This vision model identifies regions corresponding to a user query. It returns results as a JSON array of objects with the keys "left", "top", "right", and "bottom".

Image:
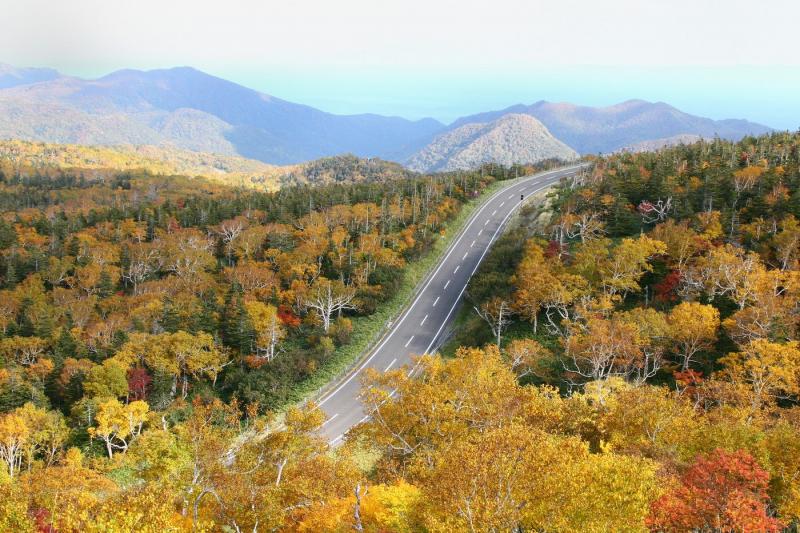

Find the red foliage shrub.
[
  {"left": 545, "top": 239, "right": 563, "bottom": 259},
  {"left": 654, "top": 270, "right": 681, "bottom": 303},
  {"left": 647, "top": 448, "right": 784, "bottom": 532},
  {"left": 30, "top": 507, "right": 55, "bottom": 533},
  {"left": 277, "top": 304, "right": 301, "bottom": 328},
  {"left": 127, "top": 367, "right": 152, "bottom": 401}
]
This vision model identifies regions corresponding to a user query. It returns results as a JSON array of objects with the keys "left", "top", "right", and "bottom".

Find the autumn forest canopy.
[{"left": 1, "top": 131, "right": 800, "bottom": 531}]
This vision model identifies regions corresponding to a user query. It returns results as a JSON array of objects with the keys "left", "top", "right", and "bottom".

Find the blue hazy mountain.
[
  {"left": 448, "top": 99, "right": 772, "bottom": 155},
  {"left": 0, "top": 66, "right": 443, "bottom": 164},
  {"left": 0, "top": 63, "right": 62, "bottom": 89},
  {"left": 0, "top": 64, "right": 774, "bottom": 167}
]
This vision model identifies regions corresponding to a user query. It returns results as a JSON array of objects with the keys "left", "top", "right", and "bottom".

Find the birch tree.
[{"left": 302, "top": 277, "right": 357, "bottom": 332}]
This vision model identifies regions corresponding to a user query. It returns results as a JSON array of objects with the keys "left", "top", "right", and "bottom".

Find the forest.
[
  {"left": 0, "top": 139, "right": 415, "bottom": 192},
  {"left": 449, "top": 131, "right": 800, "bottom": 531},
  {"left": 0, "top": 157, "right": 558, "bottom": 531},
  {"left": 2, "top": 130, "right": 800, "bottom": 531}
]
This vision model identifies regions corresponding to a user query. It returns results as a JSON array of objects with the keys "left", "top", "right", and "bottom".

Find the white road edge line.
[
  {"left": 316, "top": 164, "right": 585, "bottom": 408},
  {"left": 322, "top": 165, "right": 589, "bottom": 445}
]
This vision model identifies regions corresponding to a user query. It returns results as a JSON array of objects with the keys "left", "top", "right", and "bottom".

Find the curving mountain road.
[{"left": 318, "top": 163, "right": 589, "bottom": 444}]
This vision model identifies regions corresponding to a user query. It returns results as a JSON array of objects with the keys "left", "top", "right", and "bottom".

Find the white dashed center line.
[
  {"left": 492, "top": 210, "right": 497, "bottom": 216},
  {"left": 462, "top": 252, "right": 468, "bottom": 260},
  {"left": 318, "top": 166, "right": 588, "bottom": 445},
  {"left": 321, "top": 413, "right": 339, "bottom": 427}
]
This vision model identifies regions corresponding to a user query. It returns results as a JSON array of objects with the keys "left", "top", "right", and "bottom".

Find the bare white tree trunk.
[
  {"left": 302, "top": 278, "right": 357, "bottom": 333},
  {"left": 474, "top": 298, "right": 512, "bottom": 347}
]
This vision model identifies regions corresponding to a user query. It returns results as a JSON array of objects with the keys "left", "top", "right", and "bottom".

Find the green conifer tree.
[
  {"left": 160, "top": 298, "right": 181, "bottom": 333},
  {"left": 97, "top": 270, "right": 115, "bottom": 298}
]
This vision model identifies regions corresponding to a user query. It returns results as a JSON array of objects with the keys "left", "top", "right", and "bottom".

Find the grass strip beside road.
[{"left": 285, "top": 177, "right": 518, "bottom": 406}]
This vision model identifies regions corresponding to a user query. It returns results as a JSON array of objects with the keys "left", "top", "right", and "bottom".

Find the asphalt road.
[{"left": 317, "top": 163, "right": 589, "bottom": 445}]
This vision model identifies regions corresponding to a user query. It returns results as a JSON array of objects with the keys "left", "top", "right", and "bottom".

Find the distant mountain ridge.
[
  {"left": 0, "top": 63, "right": 62, "bottom": 89},
  {"left": 449, "top": 99, "right": 772, "bottom": 154},
  {"left": 0, "top": 63, "right": 775, "bottom": 169},
  {"left": 407, "top": 114, "right": 578, "bottom": 172},
  {"left": 0, "top": 66, "right": 443, "bottom": 165}
]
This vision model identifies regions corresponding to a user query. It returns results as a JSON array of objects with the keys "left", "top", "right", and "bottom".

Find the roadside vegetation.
[
  {"left": 7, "top": 127, "right": 800, "bottom": 530},
  {"left": 0, "top": 154, "right": 571, "bottom": 531},
  {"left": 447, "top": 131, "right": 800, "bottom": 530}
]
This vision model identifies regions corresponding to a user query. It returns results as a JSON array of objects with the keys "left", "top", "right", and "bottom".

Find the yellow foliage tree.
[
  {"left": 668, "top": 301, "right": 720, "bottom": 370},
  {"left": 88, "top": 398, "right": 150, "bottom": 458},
  {"left": 245, "top": 300, "right": 286, "bottom": 361},
  {"left": 719, "top": 339, "right": 800, "bottom": 413}
]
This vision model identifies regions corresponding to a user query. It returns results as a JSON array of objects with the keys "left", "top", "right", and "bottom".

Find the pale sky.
[{"left": 2, "top": 0, "right": 800, "bottom": 128}]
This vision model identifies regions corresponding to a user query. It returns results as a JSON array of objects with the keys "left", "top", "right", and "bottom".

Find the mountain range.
[
  {"left": 0, "top": 64, "right": 774, "bottom": 172},
  {"left": 0, "top": 63, "right": 61, "bottom": 89},
  {"left": 448, "top": 100, "right": 772, "bottom": 155},
  {"left": 0, "top": 65, "right": 441, "bottom": 165}
]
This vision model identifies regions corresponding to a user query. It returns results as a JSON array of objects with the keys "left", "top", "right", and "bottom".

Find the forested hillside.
[
  {"left": 0, "top": 139, "right": 282, "bottom": 189},
  {"left": 3, "top": 129, "right": 800, "bottom": 531},
  {"left": 0, "top": 140, "right": 413, "bottom": 191},
  {"left": 452, "top": 130, "right": 800, "bottom": 530},
  {"left": 0, "top": 160, "right": 546, "bottom": 531}
]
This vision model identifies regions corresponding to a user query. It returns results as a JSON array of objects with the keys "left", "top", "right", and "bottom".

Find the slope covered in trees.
[
  {"left": 451, "top": 130, "right": 800, "bottom": 530},
  {"left": 0, "top": 159, "right": 560, "bottom": 531},
  {"left": 0, "top": 139, "right": 414, "bottom": 192},
  {"left": 3, "top": 131, "right": 800, "bottom": 531},
  {"left": 0, "top": 158, "right": 521, "bottom": 413}
]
